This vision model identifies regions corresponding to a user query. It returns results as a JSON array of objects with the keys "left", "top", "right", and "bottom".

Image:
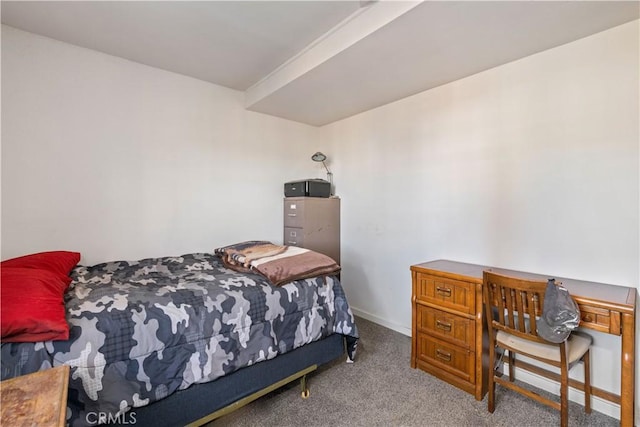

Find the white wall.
[
  {"left": 323, "top": 20, "right": 639, "bottom": 420},
  {"left": 1, "top": 25, "right": 322, "bottom": 265}
]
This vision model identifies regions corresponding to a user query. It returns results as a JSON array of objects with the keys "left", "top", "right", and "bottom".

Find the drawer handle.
[
  {"left": 436, "top": 349, "right": 452, "bottom": 362},
  {"left": 436, "top": 320, "right": 452, "bottom": 332},
  {"left": 287, "top": 213, "right": 297, "bottom": 217},
  {"left": 581, "top": 314, "right": 594, "bottom": 323},
  {"left": 436, "top": 287, "right": 452, "bottom": 297},
  {"left": 287, "top": 241, "right": 298, "bottom": 245}
]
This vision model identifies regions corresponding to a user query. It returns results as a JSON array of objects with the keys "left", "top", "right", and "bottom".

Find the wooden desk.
[
  {"left": 0, "top": 365, "right": 70, "bottom": 427},
  {"left": 411, "top": 260, "right": 636, "bottom": 427}
]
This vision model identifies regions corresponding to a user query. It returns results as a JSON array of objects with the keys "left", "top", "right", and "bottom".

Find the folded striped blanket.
[{"left": 214, "top": 241, "right": 341, "bottom": 286}]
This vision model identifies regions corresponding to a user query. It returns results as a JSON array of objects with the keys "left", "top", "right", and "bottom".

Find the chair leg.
[
  {"left": 508, "top": 350, "right": 515, "bottom": 382},
  {"left": 583, "top": 350, "right": 591, "bottom": 414},
  {"left": 488, "top": 344, "right": 496, "bottom": 413},
  {"left": 560, "top": 363, "right": 569, "bottom": 427}
]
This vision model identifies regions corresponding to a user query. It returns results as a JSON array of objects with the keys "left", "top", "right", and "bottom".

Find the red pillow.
[
  {"left": 1, "top": 268, "right": 70, "bottom": 342},
  {"left": 1, "top": 251, "right": 80, "bottom": 287}
]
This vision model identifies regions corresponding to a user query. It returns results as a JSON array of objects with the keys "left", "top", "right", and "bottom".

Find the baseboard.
[
  {"left": 504, "top": 363, "right": 620, "bottom": 421},
  {"left": 351, "top": 307, "right": 412, "bottom": 337}
]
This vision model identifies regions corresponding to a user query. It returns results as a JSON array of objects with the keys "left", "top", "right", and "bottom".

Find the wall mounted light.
[{"left": 311, "top": 152, "right": 333, "bottom": 196}]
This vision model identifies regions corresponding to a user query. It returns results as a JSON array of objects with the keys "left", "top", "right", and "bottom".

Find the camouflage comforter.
[{"left": 0, "top": 253, "right": 358, "bottom": 426}]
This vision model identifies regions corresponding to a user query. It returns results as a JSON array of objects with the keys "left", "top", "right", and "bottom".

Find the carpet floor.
[{"left": 211, "top": 317, "right": 617, "bottom": 426}]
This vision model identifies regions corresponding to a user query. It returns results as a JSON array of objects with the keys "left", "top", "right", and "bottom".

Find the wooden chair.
[{"left": 482, "top": 271, "right": 592, "bottom": 427}]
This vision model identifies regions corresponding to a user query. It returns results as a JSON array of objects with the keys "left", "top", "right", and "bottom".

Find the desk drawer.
[
  {"left": 416, "top": 273, "right": 475, "bottom": 315},
  {"left": 417, "top": 305, "right": 474, "bottom": 349},
  {"left": 578, "top": 304, "right": 620, "bottom": 335},
  {"left": 416, "top": 333, "right": 475, "bottom": 384}
]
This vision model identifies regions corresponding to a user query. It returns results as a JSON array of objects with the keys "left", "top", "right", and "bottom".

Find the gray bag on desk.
[{"left": 537, "top": 278, "right": 580, "bottom": 343}]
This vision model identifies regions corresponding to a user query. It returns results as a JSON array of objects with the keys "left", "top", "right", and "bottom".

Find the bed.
[{"left": 0, "top": 248, "right": 359, "bottom": 426}]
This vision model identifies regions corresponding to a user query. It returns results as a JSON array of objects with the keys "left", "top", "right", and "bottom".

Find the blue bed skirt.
[{"left": 116, "top": 333, "right": 346, "bottom": 426}]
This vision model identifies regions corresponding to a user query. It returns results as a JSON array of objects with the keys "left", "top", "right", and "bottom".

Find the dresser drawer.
[
  {"left": 416, "top": 273, "right": 475, "bottom": 315},
  {"left": 284, "top": 227, "right": 304, "bottom": 247},
  {"left": 416, "top": 305, "right": 474, "bottom": 349},
  {"left": 284, "top": 199, "right": 305, "bottom": 228},
  {"left": 416, "top": 334, "right": 475, "bottom": 384}
]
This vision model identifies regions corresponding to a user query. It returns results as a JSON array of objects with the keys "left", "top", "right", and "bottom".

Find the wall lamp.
[{"left": 311, "top": 152, "right": 333, "bottom": 195}]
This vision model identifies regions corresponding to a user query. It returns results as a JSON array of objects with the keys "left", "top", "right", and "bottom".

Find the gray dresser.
[{"left": 283, "top": 197, "right": 340, "bottom": 264}]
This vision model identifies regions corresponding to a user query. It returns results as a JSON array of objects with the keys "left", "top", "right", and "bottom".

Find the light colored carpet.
[{"left": 210, "top": 317, "right": 617, "bottom": 426}]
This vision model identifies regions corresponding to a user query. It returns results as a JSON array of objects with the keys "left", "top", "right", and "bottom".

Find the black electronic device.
[{"left": 284, "top": 179, "right": 331, "bottom": 198}]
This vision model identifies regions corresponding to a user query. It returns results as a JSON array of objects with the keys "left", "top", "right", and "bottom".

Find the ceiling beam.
[{"left": 244, "top": 1, "right": 422, "bottom": 110}]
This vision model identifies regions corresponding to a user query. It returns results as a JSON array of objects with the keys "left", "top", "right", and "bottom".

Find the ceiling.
[{"left": 2, "top": 1, "right": 638, "bottom": 126}]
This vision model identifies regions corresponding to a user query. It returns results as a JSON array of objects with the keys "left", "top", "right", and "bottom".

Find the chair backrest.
[{"left": 483, "top": 271, "right": 549, "bottom": 343}]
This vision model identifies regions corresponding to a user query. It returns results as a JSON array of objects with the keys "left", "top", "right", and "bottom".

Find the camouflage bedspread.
[{"left": 0, "top": 253, "right": 358, "bottom": 426}]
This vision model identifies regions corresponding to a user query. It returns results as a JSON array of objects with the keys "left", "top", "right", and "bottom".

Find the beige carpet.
[{"left": 210, "top": 317, "right": 617, "bottom": 426}]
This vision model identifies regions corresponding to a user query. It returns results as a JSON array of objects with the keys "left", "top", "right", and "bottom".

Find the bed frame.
[{"left": 114, "top": 333, "right": 346, "bottom": 426}]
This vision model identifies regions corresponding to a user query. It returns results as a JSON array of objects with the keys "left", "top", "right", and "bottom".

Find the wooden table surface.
[{"left": 1, "top": 365, "right": 70, "bottom": 427}]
